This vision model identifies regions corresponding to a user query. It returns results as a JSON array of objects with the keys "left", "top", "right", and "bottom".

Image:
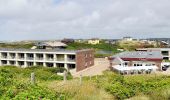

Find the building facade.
[{"left": 0, "top": 48, "right": 94, "bottom": 72}]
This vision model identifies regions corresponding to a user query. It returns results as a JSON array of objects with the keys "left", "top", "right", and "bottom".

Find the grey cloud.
[{"left": 0, "top": 0, "right": 170, "bottom": 40}]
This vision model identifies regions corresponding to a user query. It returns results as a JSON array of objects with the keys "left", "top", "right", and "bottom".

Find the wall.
[{"left": 76, "top": 49, "right": 94, "bottom": 72}]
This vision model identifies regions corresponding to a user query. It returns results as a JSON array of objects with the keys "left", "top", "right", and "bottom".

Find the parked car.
[{"left": 162, "top": 65, "right": 170, "bottom": 71}]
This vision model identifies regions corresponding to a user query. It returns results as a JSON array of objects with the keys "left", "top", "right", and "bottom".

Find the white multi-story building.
[{"left": 0, "top": 48, "right": 94, "bottom": 72}]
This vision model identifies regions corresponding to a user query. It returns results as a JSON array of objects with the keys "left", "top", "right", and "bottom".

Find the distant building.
[
  {"left": 0, "top": 48, "right": 94, "bottom": 72},
  {"left": 147, "top": 38, "right": 170, "bottom": 47},
  {"left": 104, "top": 39, "right": 119, "bottom": 45},
  {"left": 88, "top": 38, "right": 100, "bottom": 45},
  {"left": 35, "top": 41, "right": 67, "bottom": 49},
  {"left": 122, "top": 36, "right": 133, "bottom": 41},
  {"left": 109, "top": 51, "right": 163, "bottom": 75},
  {"left": 61, "top": 38, "right": 74, "bottom": 44},
  {"left": 74, "top": 39, "right": 85, "bottom": 43}
]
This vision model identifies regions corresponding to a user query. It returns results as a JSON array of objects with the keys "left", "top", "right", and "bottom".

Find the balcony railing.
[
  {"left": 9, "top": 56, "right": 16, "bottom": 59},
  {"left": 67, "top": 58, "right": 76, "bottom": 62},
  {"left": 36, "top": 58, "right": 44, "bottom": 60},
  {"left": 18, "top": 57, "right": 25, "bottom": 60},
  {"left": 57, "top": 58, "right": 65, "bottom": 61},
  {"left": 26, "top": 57, "right": 34, "bottom": 60},
  {"left": 46, "top": 58, "right": 54, "bottom": 61}
]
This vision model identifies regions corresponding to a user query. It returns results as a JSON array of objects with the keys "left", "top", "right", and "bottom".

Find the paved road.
[{"left": 72, "top": 58, "right": 110, "bottom": 77}]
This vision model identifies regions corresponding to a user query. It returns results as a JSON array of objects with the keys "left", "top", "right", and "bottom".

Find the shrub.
[
  {"left": 14, "top": 85, "right": 58, "bottom": 100},
  {"left": 99, "top": 71, "right": 170, "bottom": 100}
]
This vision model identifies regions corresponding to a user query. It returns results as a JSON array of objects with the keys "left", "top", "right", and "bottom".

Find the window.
[
  {"left": 124, "top": 62, "right": 128, "bottom": 66},
  {"left": 137, "top": 64, "right": 142, "bottom": 66}
]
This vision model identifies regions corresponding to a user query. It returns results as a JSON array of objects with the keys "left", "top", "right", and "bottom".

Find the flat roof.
[
  {"left": 0, "top": 48, "right": 92, "bottom": 53},
  {"left": 111, "top": 51, "right": 163, "bottom": 59}
]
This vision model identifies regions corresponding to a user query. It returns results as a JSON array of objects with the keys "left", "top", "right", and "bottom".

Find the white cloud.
[{"left": 0, "top": 0, "right": 170, "bottom": 40}]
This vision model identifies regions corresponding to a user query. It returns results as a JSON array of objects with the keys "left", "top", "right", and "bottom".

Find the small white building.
[{"left": 88, "top": 38, "right": 100, "bottom": 45}]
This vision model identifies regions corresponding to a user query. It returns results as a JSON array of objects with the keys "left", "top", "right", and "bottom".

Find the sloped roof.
[
  {"left": 37, "top": 41, "right": 67, "bottom": 47},
  {"left": 111, "top": 51, "right": 163, "bottom": 59}
]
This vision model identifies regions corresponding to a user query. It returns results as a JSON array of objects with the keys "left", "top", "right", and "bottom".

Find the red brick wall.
[{"left": 76, "top": 49, "right": 94, "bottom": 72}]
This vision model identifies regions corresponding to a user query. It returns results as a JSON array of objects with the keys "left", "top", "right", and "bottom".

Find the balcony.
[
  {"left": 36, "top": 54, "right": 44, "bottom": 61},
  {"left": 67, "top": 55, "right": 76, "bottom": 62},
  {"left": 9, "top": 56, "right": 16, "bottom": 59},
  {"left": 1, "top": 56, "right": 7, "bottom": 59},
  {"left": 18, "top": 53, "right": 25, "bottom": 60},
  {"left": 46, "top": 54, "right": 54, "bottom": 61},
  {"left": 56, "top": 54, "right": 64, "bottom": 61}
]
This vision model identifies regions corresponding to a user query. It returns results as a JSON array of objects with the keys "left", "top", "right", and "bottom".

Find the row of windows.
[{"left": 134, "top": 63, "right": 155, "bottom": 66}]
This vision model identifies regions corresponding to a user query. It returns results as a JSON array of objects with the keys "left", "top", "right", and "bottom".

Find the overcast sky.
[{"left": 0, "top": 0, "right": 170, "bottom": 40}]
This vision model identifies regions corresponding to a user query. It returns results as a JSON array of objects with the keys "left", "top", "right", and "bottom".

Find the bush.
[
  {"left": 0, "top": 67, "right": 65, "bottom": 99},
  {"left": 98, "top": 71, "right": 170, "bottom": 100},
  {"left": 14, "top": 85, "right": 58, "bottom": 100}
]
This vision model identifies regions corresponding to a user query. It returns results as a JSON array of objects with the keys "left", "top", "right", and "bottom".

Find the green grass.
[
  {"left": 66, "top": 42, "right": 120, "bottom": 57},
  {"left": 66, "top": 42, "right": 119, "bottom": 52},
  {"left": 0, "top": 43, "right": 34, "bottom": 49}
]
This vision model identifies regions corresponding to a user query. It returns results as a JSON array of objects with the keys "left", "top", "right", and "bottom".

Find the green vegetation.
[
  {"left": 163, "top": 60, "right": 170, "bottom": 62},
  {"left": 1, "top": 66, "right": 170, "bottom": 100},
  {"left": 66, "top": 42, "right": 120, "bottom": 57},
  {"left": 118, "top": 40, "right": 154, "bottom": 51},
  {"left": 0, "top": 66, "right": 71, "bottom": 99},
  {"left": 0, "top": 43, "right": 34, "bottom": 49},
  {"left": 67, "top": 42, "right": 118, "bottom": 51},
  {"left": 96, "top": 71, "right": 170, "bottom": 100}
]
